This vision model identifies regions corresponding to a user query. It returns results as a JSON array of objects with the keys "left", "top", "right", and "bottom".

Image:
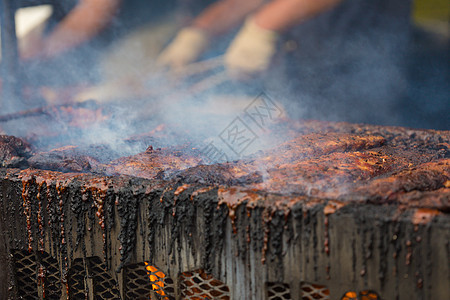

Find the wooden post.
[{"left": 0, "top": 0, "right": 20, "bottom": 113}]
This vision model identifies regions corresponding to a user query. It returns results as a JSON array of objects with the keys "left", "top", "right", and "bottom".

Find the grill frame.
[{"left": 0, "top": 168, "right": 448, "bottom": 299}]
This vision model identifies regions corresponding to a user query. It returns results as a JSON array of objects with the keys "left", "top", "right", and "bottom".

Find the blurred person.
[
  {"left": 19, "top": 0, "right": 179, "bottom": 89},
  {"left": 73, "top": 0, "right": 213, "bottom": 103},
  {"left": 15, "top": 0, "right": 122, "bottom": 89},
  {"left": 19, "top": 0, "right": 121, "bottom": 61},
  {"left": 157, "top": 0, "right": 413, "bottom": 126},
  {"left": 157, "top": 0, "right": 345, "bottom": 76}
]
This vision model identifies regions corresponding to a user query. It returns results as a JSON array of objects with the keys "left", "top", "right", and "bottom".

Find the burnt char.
[
  {"left": 0, "top": 120, "right": 449, "bottom": 298},
  {"left": 346, "top": 160, "right": 450, "bottom": 204},
  {"left": 28, "top": 146, "right": 101, "bottom": 173},
  {"left": 101, "top": 145, "right": 203, "bottom": 180},
  {"left": 170, "top": 129, "right": 449, "bottom": 210},
  {"left": 164, "top": 133, "right": 386, "bottom": 187},
  {"left": 173, "top": 163, "right": 263, "bottom": 186},
  {"left": 1, "top": 121, "right": 449, "bottom": 211},
  {"left": 27, "top": 144, "right": 121, "bottom": 173},
  {"left": 0, "top": 135, "right": 32, "bottom": 168}
]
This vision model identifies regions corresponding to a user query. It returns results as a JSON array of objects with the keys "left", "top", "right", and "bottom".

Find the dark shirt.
[
  {"left": 267, "top": 0, "right": 413, "bottom": 125},
  {"left": 285, "top": 0, "right": 412, "bottom": 70}
]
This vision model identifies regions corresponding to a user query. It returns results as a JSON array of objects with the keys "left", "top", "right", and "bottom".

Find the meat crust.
[{"left": 0, "top": 135, "right": 32, "bottom": 168}]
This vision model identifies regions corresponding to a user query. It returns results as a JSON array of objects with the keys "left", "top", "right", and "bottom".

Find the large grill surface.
[{"left": 0, "top": 120, "right": 448, "bottom": 299}]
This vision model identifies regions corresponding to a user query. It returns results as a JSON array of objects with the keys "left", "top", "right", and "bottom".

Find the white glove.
[
  {"left": 156, "top": 27, "right": 209, "bottom": 70},
  {"left": 225, "top": 18, "right": 279, "bottom": 79}
]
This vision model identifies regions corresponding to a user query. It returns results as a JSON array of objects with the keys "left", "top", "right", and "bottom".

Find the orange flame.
[{"left": 144, "top": 262, "right": 168, "bottom": 299}]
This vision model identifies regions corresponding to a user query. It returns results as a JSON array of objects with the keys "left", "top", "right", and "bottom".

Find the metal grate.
[
  {"left": 39, "top": 251, "right": 61, "bottom": 299},
  {"left": 341, "top": 290, "right": 380, "bottom": 300},
  {"left": 124, "top": 262, "right": 152, "bottom": 300},
  {"left": 87, "top": 256, "right": 121, "bottom": 299},
  {"left": 266, "top": 282, "right": 292, "bottom": 300},
  {"left": 11, "top": 249, "right": 39, "bottom": 299},
  {"left": 68, "top": 258, "right": 87, "bottom": 299},
  {"left": 144, "top": 262, "right": 175, "bottom": 300},
  {"left": 11, "top": 249, "right": 61, "bottom": 299},
  {"left": 179, "top": 269, "right": 230, "bottom": 300},
  {"left": 67, "top": 256, "right": 120, "bottom": 299},
  {"left": 300, "top": 282, "right": 330, "bottom": 300},
  {"left": 123, "top": 262, "right": 175, "bottom": 300}
]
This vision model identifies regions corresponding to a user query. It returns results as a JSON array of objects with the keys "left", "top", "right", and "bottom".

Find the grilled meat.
[
  {"left": 0, "top": 135, "right": 32, "bottom": 168},
  {"left": 1, "top": 120, "right": 448, "bottom": 211},
  {"left": 28, "top": 145, "right": 102, "bottom": 173},
  {"left": 101, "top": 145, "right": 203, "bottom": 179},
  {"left": 170, "top": 129, "right": 448, "bottom": 210},
  {"left": 346, "top": 159, "right": 450, "bottom": 205}
]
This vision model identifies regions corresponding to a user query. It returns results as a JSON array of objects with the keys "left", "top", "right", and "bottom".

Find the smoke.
[
  {"left": 1, "top": 0, "right": 448, "bottom": 164},
  {"left": 153, "top": 90, "right": 289, "bottom": 162}
]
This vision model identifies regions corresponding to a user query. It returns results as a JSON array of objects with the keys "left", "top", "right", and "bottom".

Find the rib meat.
[
  {"left": 0, "top": 135, "right": 32, "bottom": 168},
  {"left": 101, "top": 145, "right": 203, "bottom": 179},
  {"left": 171, "top": 127, "right": 449, "bottom": 210},
  {"left": 28, "top": 145, "right": 102, "bottom": 173},
  {"left": 1, "top": 120, "right": 448, "bottom": 211}
]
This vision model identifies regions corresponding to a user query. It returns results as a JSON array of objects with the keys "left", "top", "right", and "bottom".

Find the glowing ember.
[{"left": 144, "top": 262, "right": 168, "bottom": 299}]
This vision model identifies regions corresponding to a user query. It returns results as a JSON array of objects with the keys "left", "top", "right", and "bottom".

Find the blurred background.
[
  {"left": 403, "top": 0, "right": 449, "bottom": 129},
  {"left": 0, "top": 0, "right": 448, "bottom": 135}
]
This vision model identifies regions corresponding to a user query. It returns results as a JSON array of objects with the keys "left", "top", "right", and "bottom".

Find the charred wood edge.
[
  {"left": 116, "top": 179, "right": 145, "bottom": 273},
  {"left": 0, "top": 172, "right": 20, "bottom": 299},
  {"left": 0, "top": 189, "right": 10, "bottom": 298},
  {"left": 0, "top": 99, "right": 99, "bottom": 123},
  {"left": 1, "top": 169, "right": 449, "bottom": 294}
]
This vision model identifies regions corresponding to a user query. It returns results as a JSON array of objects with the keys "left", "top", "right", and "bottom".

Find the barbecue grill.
[
  {"left": 0, "top": 119, "right": 448, "bottom": 299},
  {"left": 0, "top": 3, "right": 448, "bottom": 299}
]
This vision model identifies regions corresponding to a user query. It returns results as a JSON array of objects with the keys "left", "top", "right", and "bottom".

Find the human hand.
[
  {"left": 225, "top": 17, "right": 279, "bottom": 80},
  {"left": 156, "top": 27, "right": 209, "bottom": 70}
]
